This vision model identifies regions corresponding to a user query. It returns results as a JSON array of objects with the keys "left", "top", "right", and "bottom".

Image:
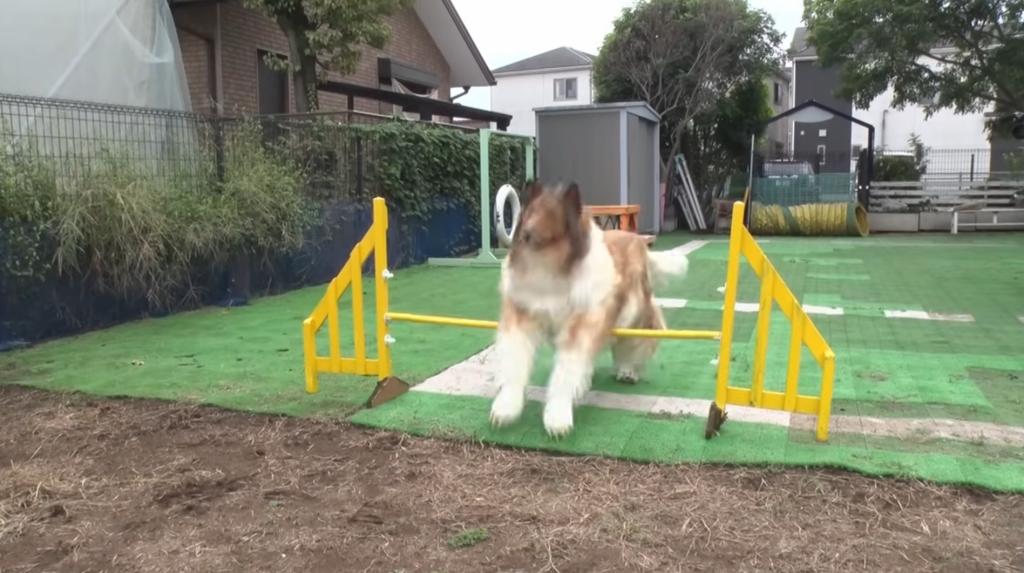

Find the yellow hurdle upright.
[
  {"left": 301, "top": 197, "right": 836, "bottom": 442},
  {"left": 302, "top": 197, "right": 392, "bottom": 393},
  {"left": 712, "top": 202, "right": 836, "bottom": 442}
]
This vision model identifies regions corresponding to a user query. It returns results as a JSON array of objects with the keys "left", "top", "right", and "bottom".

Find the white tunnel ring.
[{"left": 494, "top": 183, "right": 521, "bottom": 248}]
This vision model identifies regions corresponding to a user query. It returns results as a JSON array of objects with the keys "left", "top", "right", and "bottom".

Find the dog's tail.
[{"left": 646, "top": 248, "right": 689, "bottom": 286}]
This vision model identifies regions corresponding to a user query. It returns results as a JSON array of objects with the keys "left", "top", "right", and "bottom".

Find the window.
[
  {"left": 816, "top": 144, "right": 827, "bottom": 166},
  {"left": 257, "top": 50, "right": 288, "bottom": 114},
  {"left": 773, "top": 82, "right": 782, "bottom": 105},
  {"left": 554, "top": 77, "right": 577, "bottom": 101},
  {"left": 818, "top": 128, "right": 828, "bottom": 137}
]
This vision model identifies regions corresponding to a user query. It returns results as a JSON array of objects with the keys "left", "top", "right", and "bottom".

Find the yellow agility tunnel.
[{"left": 302, "top": 197, "right": 837, "bottom": 442}]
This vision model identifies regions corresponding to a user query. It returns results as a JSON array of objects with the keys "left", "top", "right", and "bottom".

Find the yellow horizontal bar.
[
  {"left": 610, "top": 327, "right": 721, "bottom": 340},
  {"left": 387, "top": 312, "right": 498, "bottom": 329},
  {"left": 386, "top": 312, "right": 721, "bottom": 340},
  {"left": 726, "top": 386, "right": 820, "bottom": 415},
  {"left": 314, "top": 357, "right": 380, "bottom": 375}
]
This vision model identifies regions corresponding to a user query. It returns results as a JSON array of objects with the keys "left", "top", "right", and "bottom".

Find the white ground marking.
[
  {"left": 883, "top": 309, "right": 975, "bottom": 322},
  {"left": 669, "top": 240, "right": 711, "bottom": 255},
  {"left": 802, "top": 305, "right": 845, "bottom": 316},
  {"left": 411, "top": 346, "right": 1024, "bottom": 448},
  {"left": 725, "top": 301, "right": 979, "bottom": 320},
  {"left": 652, "top": 239, "right": 706, "bottom": 310}
]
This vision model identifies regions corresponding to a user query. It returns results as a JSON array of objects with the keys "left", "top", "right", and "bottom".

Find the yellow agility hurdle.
[{"left": 302, "top": 197, "right": 837, "bottom": 442}]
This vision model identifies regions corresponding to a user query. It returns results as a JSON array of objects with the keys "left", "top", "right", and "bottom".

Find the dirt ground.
[{"left": 1, "top": 385, "right": 1022, "bottom": 573}]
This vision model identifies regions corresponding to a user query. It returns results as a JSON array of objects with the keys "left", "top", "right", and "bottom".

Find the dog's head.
[{"left": 509, "top": 180, "right": 590, "bottom": 272}]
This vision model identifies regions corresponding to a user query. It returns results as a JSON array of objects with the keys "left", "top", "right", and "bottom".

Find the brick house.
[{"left": 169, "top": 0, "right": 507, "bottom": 127}]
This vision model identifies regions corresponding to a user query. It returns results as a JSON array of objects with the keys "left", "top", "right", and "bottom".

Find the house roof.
[
  {"left": 414, "top": 0, "right": 495, "bottom": 87},
  {"left": 789, "top": 27, "right": 817, "bottom": 59},
  {"left": 788, "top": 25, "right": 963, "bottom": 61},
  {"left": 492, "top": 47, "right": 596, "bottom": 76},
  {"left": 534, "top": 101, "right": 660, "bottom": 123}
]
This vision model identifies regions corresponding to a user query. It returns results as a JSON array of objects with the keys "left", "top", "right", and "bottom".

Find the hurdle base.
[
  {"left": 366, "top": 376, "right": 411, "bottom": 408},
  {"left": 704, "top": 402, "right": 728, "bottom": 439}
]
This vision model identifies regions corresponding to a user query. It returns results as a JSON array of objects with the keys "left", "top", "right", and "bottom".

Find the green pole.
[
  {"left": 427, "top": 130, "right": 535, "bottom": 267},
  {"left": 525, "top": 137, "right": 535, "bottom": 181},
  {"left": 479, "top": 129, "right": 492, "bottom": 256}
]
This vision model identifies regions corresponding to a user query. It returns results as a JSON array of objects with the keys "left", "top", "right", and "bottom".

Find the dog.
[{"left": 489, "top": 181, "right": 689, "bottom": 436}]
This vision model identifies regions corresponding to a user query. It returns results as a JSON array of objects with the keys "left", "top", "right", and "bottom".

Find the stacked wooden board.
[{"left": 672, "top": 154, "right": 708, "bottom": 231}]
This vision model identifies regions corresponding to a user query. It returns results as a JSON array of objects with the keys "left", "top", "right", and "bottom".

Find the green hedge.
[
  {"left": 873, "top": 155, "right": 923, "bottom": 182},
  {"left": 1, "top": 117, "right": 530, "bottom": 316}
]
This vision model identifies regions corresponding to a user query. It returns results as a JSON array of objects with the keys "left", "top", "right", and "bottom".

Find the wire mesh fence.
[
  {"left": 877, "top": 147, "right": 986, "bottom": 180},
  {"left": 0, "top": 93, "right": 217, "bottom": 186},
  {"left": 0, "top": 93, "right": 528, "bottom": 201}
]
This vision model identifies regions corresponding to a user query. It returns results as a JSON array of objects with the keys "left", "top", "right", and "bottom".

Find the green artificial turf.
[
  {"left": 351, "top": 392, "right": 1024, "bottom": 492},
  {"left": 3, "top": 231, "right": 1024, "bottom": 491}
]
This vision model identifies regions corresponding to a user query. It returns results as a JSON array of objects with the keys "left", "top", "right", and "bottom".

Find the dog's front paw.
[
  {"left": 615, "top": 368, "right": 639, "bottom": 384},
  {"left": 543, "top": 399, "right": 574, "bottom": 437},
  {"left": 490, "top": 386, "right": 525, "bottom": 427}
]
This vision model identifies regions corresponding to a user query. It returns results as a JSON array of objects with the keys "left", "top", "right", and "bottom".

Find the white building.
[{"left": 490, "top": 47, "right": 595, "bottom": 137}]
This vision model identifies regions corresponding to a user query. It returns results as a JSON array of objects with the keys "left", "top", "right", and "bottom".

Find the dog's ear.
[
  {"left": 562, "top": 182, "right": 583, "bottom": 216},
  {"left": 522, "top": 180, "right": 543, "bottom": 205},
  {"left": 561, "top": 182, "right": 589, "bottom": 264}
]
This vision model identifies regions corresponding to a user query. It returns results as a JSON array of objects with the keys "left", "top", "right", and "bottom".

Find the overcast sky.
[{"left": 448, "top": 0, "right": 806, "bottom": 110}]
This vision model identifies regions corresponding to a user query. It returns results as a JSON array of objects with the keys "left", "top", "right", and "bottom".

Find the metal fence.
[
  {"left": 0, "top": 93, "right": 491, "bottom": 198},
  {"left": 0, "top": 93, "right": 217, "bottom": 186},
  {"left": 877, "top": 147, "right": 1024, "bottom": 180},
  {"left": 878, "top": 147, "right": 987, "bottom": 180}
]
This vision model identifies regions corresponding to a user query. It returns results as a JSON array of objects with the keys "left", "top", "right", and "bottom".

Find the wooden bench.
[
  {"left": 951, "top": 207, "right": 1024, "bottom": 234},
  {"left": 870, "top": 179, "right": 1023, "bottom": 212},
  {"left": 586, "top": 204, "right": 640, "bottom": 232}
]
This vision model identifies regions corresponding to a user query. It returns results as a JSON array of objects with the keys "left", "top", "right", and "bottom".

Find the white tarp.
[{"left": 0, "top": 0, "right": 191, "bottom": 111}]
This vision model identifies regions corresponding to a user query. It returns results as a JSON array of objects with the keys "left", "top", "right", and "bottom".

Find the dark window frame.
[{"left": 257, "top": 49, "right": 289, "bottom": 115}]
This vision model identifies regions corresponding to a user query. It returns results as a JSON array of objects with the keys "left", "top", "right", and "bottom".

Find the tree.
[
  {"left": 683, "top": 79, "right": 774, "bottom": 199},
  {"left": 593, "top": 0, "right": 782, "bottom": 184},
  {"left": 803, "top": 0, "right": 1024, "bottom": 129},
  {"left": 242, "top": 0, "right": 411, "bottom": 113}
]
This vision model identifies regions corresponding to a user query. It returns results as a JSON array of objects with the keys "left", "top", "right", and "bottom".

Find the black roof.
[
  {"left": 789, "top": 27, "right": 817, "bottom": 59},
  {"left": 492, "top": 47, "right": 596, "bottom": 75}
]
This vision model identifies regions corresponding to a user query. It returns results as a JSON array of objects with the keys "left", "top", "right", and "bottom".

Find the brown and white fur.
[{"left": 490, "top": 181, "right": 688, "bottom": 437}]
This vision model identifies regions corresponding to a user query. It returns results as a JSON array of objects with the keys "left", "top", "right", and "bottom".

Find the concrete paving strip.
[{"left": 413, "top": 346, "right": 1024, "bottom": 448}]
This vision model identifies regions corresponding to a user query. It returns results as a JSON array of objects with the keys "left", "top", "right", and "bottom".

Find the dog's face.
[{"left": 509, "top": 181, "right": 590, "bottom": 272}]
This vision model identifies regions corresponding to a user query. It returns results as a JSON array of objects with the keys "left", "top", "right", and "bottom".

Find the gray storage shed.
[{"left": 535, "top": 102, "right": 661, "bottom": 232}]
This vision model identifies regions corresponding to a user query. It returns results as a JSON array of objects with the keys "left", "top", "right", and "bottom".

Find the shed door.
[{"left": 627, "top": 114, "right": 658, "bottom": 233}]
